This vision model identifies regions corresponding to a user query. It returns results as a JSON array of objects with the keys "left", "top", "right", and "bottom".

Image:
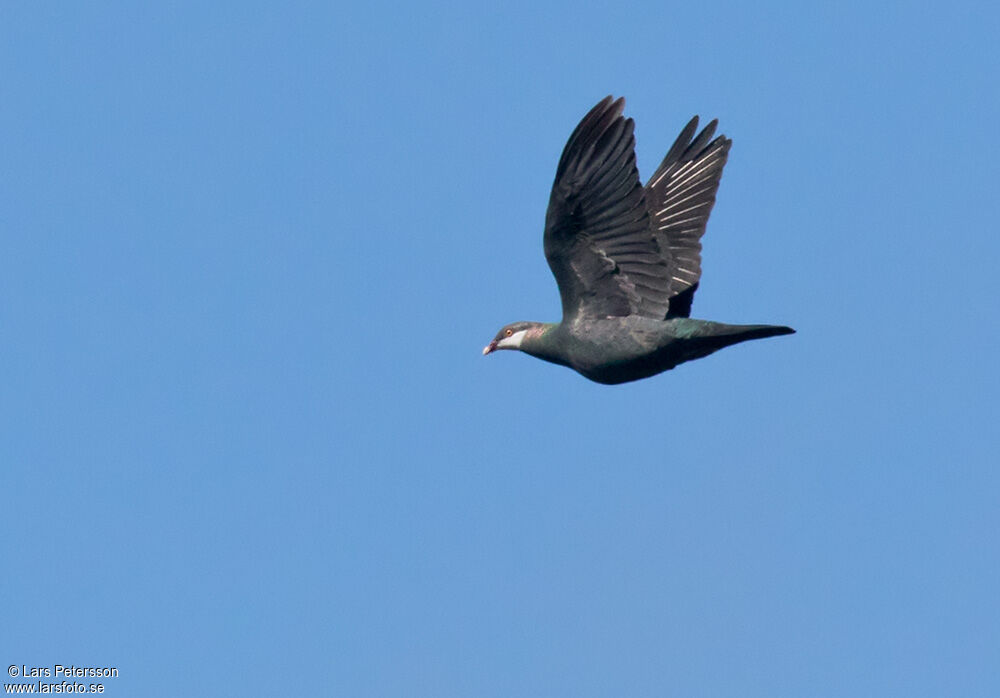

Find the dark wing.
[
  {"left": 543, "top": 97, "right": 672, "bottom": 321},
  {"left": 645, "top": 116, "right": 732, "bottom": 318}
]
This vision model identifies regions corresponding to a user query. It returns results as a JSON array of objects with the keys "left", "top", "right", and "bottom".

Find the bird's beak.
[{"left": 482, "top": 341, "right": 497, "bottom": 356}]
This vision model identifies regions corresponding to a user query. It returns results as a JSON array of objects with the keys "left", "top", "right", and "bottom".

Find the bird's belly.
[
  {"left": 574, "top": 354, "right": 678, "bottom": 384},
  {"left": 568, "top": 336, "right": 680, "bottom": 385}
]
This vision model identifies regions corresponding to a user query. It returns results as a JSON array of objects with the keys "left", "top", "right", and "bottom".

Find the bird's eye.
[{"left": 505, "top": 329, "right": 513, "bottom": 337}]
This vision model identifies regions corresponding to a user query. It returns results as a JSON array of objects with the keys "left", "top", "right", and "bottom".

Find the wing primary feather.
[
  {"left": 643, "top": 115, "right": 733, "bottom": 319},
  {"left": 545, "top": 98, "right": 731, "bottom": 322},
  {"left": 648, "top": 116, "right": 700, "bottom": 188}
]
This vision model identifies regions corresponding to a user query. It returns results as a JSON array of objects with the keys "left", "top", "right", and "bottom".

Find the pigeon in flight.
[{"left": 483, "top": 96, "right": 793, "bottom": 384}]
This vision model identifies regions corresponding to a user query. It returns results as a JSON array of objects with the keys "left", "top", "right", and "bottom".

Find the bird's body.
[
  {"left": 515, "top": 317, "right": 793, "bottom": 385},
  {"left": 484, "top": 96, "right": 793, "bottom": 384}
]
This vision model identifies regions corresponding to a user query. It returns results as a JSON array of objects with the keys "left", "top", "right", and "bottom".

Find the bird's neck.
[{"left": 519, "top": 323, "right": 568, "bottom": 366}]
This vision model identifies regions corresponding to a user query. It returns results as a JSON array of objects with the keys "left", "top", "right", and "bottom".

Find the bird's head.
[{"left": 482, "top": 321, "right": 538, "bottom": 355}]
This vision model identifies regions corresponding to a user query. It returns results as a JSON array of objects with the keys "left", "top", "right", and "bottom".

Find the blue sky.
[{"left": 2, "top": 1, "right": 998, "bottom": 696}]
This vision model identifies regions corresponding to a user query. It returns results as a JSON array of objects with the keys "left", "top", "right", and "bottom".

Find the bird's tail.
[{"left": 671, "top": 319, "right": 795, "bottom": 363}]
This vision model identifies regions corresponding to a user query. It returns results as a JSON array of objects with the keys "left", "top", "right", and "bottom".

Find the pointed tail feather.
[
  {"left": 711, "top": 323, "right": 795, "bottom": 343},
  {"left": 672, "top": 320, "right": 794, "bottom": 364}
]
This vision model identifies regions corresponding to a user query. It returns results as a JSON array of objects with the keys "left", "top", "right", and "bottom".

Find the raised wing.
[
  {"left": 543, "top": 97, "right": 672, "bottom": 321},
  {"left": 645, "top": 116, "right": 732, "bottom": 317}
]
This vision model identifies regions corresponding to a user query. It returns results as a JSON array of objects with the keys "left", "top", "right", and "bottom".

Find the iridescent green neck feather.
[{"left": 519, "top": 323, "right": 568, "bottom": 367}]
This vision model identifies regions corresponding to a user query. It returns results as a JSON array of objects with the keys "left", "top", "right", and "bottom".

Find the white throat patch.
[{"left": 497, "top": 329, "right": 528, "bottom": 350}]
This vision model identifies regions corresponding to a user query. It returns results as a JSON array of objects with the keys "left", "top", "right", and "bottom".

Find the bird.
[{"left": 482, "top": 96, "right": 794, "bottom": 385}]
